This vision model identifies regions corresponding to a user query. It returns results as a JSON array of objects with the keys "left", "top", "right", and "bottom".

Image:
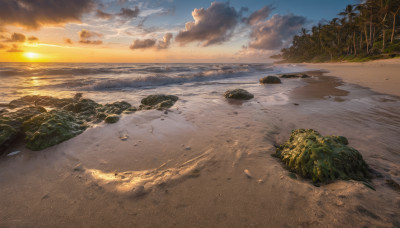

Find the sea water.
[{"left": 0, "top": 62, "right": 308, "bottom": 104}]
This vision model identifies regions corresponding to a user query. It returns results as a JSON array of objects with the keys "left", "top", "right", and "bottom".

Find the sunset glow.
[
  {"left": 24, "top": 52, "right": 39, "bottom": 59},
  {"left": 0, "top": 0, "right": 359, "bottom": 63}
]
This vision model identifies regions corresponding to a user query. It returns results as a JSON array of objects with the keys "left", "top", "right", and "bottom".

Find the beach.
[{"left": 0, "top": 60, "right": 400, "bottom": 227}]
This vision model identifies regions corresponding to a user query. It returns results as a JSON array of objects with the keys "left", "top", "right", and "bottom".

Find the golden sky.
[{"left": 0, "top": 0, "right": 355, "bottom": 63}]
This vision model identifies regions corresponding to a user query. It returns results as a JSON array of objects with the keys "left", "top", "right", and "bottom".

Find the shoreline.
[{"left": 301, "top": 58, "right": 400, "bottom": 97}]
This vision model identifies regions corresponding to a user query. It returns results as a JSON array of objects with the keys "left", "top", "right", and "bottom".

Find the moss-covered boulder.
[
  {"left": 0, "top": 124, "right": 18, "bottom": 149},
  {"left": 8, "top": 95, "right": 73, "bottom": 109},
  {"left": 23, "top": 110, "right": 87, "bottom": 151},
  {"left": 259, "top": 76, "right": 281, "bottom": 84},
  {"left": 275, "top": 129, "right": 370, "bottom": 183},
  {"left": 104, "top": 114, "right": 120, "bottom": 124},
  {"left": 0, "top": 106, "right": 47, "bottom": 151},
  {"left": 104, "top": 101, "right": 131, "bottom": 114},
  {"left": 224, "top": 89, "right": 254, "bottom": 100},
  {"left": 140, "top": 95, "right": 179, "bottom": 110}
]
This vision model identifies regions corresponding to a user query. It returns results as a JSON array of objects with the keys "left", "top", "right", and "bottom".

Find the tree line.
[{"left": 280, "top": 0, "right": 400, "bottom": 62}]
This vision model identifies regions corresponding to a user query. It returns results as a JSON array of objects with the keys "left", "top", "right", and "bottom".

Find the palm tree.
[
  {"left": 339, "top": 4, "right": 358, "bottom": 55},
  {"left": 389, "top": 1, "right": 400, "bottom": 43}
]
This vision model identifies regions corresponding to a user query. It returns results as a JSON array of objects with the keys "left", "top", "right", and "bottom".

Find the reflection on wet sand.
[{"left": 0, "top": 73, "right": 400, "bottom": 227}]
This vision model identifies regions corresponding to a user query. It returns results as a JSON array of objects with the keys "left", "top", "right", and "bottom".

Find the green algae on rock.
[
  {"left": 0, "top": 106, "right": 47, "bottom": 151},
  {"left": 224, "top": 89, "right": 254, "bottom": 100},
  {"left": 140, "top": 94, "right": 179, "bottom": 110},
  {"left": 0, "top": 124, "right": 18, "bottom": 150},
  {"left": 8, "top": 95, "right": 73, "bottom": 109},
  {"left": 23, "top": 110, "right": 87, "bottom": 151},
  {"left": 104, "top": 114, "right": 120, "bottom": 124},
  {"left": 104, "top": 101, "right": 131, "bottom": 115},
  {"left": 275, "top": 129, "right": 370, "bottom": 183},
  {"left": 259, "top": 76, "right": 281, "bottom": 84}
]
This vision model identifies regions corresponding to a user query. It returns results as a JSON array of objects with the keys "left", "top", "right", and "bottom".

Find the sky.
[{"left": 0, "top": 0, "right": 357, "bottom": 63}]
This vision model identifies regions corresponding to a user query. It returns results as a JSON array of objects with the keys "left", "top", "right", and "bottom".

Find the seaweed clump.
[
  {"left": 259, "top": 76, "right": 281, "bottom": 84},
  {"left": 224, "top": 89, "right": 254, "bottom": 100},
  {"left": 275, "top": 129, "right": 370, "bottom": 183},
  {"left": 140, "top": 94, "right": 179, "bottom": 110},
  {"left": 23, "top": 110, "right": 87, "bottom": 151}
]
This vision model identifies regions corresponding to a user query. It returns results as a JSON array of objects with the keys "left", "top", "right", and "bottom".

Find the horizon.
[{"left": 0, "top": 0, "right": 357, "bottom": 63}]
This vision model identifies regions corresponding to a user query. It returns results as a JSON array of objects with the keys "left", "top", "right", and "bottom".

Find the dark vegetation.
[{"left": 281, "top": 0, "right": 400, "bottom": 62}]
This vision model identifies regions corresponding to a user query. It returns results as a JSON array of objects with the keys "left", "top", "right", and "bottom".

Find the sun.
[{"left": 24, "top": 52, "right": 39, "bottom": 59}]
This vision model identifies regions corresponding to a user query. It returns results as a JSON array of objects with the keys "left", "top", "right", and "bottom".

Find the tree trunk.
[
  {"left": 353, "top": 32, "right": 357, "bottom": 56},
  {"left": 369, "top": 14, "right": 373, "bottom": 48},
  {"left": 364, "top": 25, "right": 369, "bottom": 53},
  {"left": 383, "top": 28, "right": 386, "bottom": 51},
  {"left": 391, "top": 10, "right": 399, "bottom": 44}
]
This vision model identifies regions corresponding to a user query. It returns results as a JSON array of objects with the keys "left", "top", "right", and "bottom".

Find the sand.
[
  {"left": 303, "top": 58, "right": 400, "bottom": 97},
  {"left": 1, "top": 63, "right": 400, "bottom": 227}
]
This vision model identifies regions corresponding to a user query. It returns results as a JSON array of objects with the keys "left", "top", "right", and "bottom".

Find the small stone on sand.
[{"left": 244, "top": 169, "right": 252, "bottom": 179}]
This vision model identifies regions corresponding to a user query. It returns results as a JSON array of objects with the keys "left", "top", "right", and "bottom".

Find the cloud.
[
  {"left": 248, "top": 14, "right": 306, "bottom": 50},
  {"left": 118, "top": 7, "right": 140, "bottom": 19},
  {"left": 6, "top": 32, "right": 26, "bottom": 42},
  {"left": 243, "top": 5, "right": 274, "bottom": 25},
  {"left": 0, "top": 0, "right": 95, "bottom": 29},
  {"left": 129, "top": 33, "right": 173, "bottom": 50},
  {"left": 27, "top": 36, "right": 39, "bottom": 42},
  {"left": 129, "top": 39, "right": 156, "bottom": 49},
  {"left": 157, "top": 33, "right": 173, "bottom": 49},
  {"left": 96, "top": 10, "right": 114, "bottom": 20},
  {"left": 6, "top": 44, "right": 23, "bottom": 52},
  {"left": 78, "top": 29, "right": 103, "bottom": 45},
  {"left": 175, "top": 2, "right": 239, "bottom": 47}
]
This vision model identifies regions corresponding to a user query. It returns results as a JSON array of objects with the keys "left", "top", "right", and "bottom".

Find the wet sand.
[
  {"left": 304, "top": 58, "right": 400, "bottom": 97},
  {"left": 1, "top": 73, "right": 400, "bottom": 227}
]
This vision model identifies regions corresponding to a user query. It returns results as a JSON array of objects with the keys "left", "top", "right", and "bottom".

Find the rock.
[
  {"left": 244, "top": 169, "right": 252, "bottom": 178},
  {"left": 104, "top": 101, "right": 131, "bottom": 115},
  {"left": 0, "top": 124, "right": 18, "bottom": 150},
  {"left": 259, "top": 76, "right": 282, "bottom": 84},
  {"left": 0, "top": 106, "right": 47, "bottom": 151},
  {"left": 275, "top": 129, "right": 370, "bottom": 183},
  {"left": 123, "top": 107, "right": 138, "bottom": 114},
  {"left": 23, "top": 110, "right": 87, "bottom": 151},
  {"left": 140, "top": 94, "right": 179, "bottom": 110},
  {"left": 301, "top": 74, "right": 311, "bottom": 78},
  {"left": 8, "top": 95, "right": 73, "bottom": 109},
  {"left": 104, "top": 114, "right": 120, "bottom": 124},
  {"left": 224, "top": 89, "right": 254, "bottom": 100}
]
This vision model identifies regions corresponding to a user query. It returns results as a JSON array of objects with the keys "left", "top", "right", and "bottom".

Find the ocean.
[{"left": 0, "top": 62, "right": 308, "bottom": 104}]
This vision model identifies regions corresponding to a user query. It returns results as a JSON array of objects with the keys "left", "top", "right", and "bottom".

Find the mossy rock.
[
  {"left": 0, "top": 106, "right": 46, "bottom": 126},
  {"left": 259, "top": 76, "right": 281, "bottom": 84},
  {"left": 123, "top": 107, "right": 138, "bottom": 114},
  {"left": 8, "top": 95, "right": 73, "bottom": 109},
  {"left": 224, "top": 89, "right": 254, "bottom": 100},
  {"left": 23, "top": 110, "right": 87, "bottom": 151},
  {"left": 0, "top": 124, "right": 18, "bottom": 150},
  {"left": 0, "top": 106, "right": 47, "bottom": 151},
  {"left": 104, "top": 101, "right": 131, "bottom": 114},
  {"left": 275, "top": 129, "right": 370, "bottom": 183},
  {"left": 104, "top": 114, "right": 120, "bottom": 124},
  {"left": 140, "top": 95, "right": 178, "bottom": 110}
]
